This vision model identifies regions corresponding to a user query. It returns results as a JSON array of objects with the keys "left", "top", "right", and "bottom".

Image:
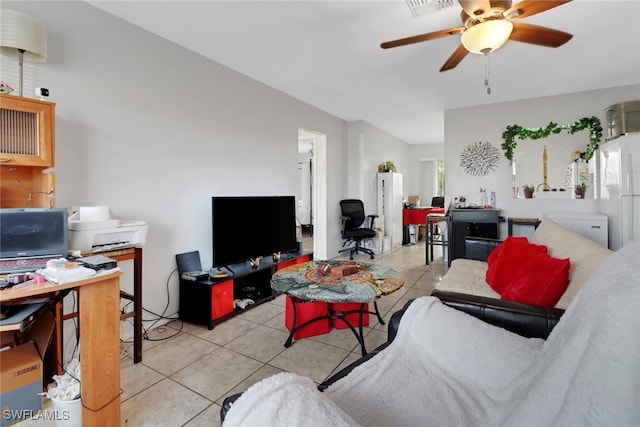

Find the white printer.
[{"left": 67, "top": 206, "right": 148, "bottom": 254}]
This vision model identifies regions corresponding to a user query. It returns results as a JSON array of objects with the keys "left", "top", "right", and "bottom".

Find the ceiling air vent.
[{"left": 406, "top": 0, "right": 456, "bottom": 17}]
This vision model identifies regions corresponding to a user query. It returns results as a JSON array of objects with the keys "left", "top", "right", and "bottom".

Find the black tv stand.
[
  {"left": 280, "top": 251, "right": 300, "bottom": 260},
  {"left": 179, "top": 251, "right": 313, "bottom": 329}
]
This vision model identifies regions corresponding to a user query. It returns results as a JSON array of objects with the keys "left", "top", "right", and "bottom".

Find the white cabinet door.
[{"left": 377, "top": 172, "right": 403, "bottom": 247}]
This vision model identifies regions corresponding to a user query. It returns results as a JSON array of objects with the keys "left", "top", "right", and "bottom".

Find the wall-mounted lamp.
[
  {"left": 0, "top": 9, "right": 47, "bottom": 97},
  {"left": 461, "top": 20, "right": 513, "bottom": 55}
]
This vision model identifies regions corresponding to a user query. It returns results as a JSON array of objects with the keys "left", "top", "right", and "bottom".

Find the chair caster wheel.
[{"left": 349, "top": 256, "right": 354, "bottom": 260}]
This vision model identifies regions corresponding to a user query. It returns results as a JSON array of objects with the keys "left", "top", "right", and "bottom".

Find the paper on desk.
[
  {"left": 78, "top": 206, "right": 110, "bottom": 222},
  {"left": 36, "top": 266, "right": 96, "bottom": 284}
]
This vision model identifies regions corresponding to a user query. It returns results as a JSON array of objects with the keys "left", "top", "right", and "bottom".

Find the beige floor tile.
[
  {"left": 171, "top": 347, "right": 263, "bottom": 401},
  {"left": 142, "top": 333, "right": 219, "bottom": 376},
  {"left": 224, "top": 325, "right": 290, "bottom": 362},
  {"left": 398, "top": 269, "right": 427, "bottom": 285},
  {"left": 269, "top": 339, "right": 350, "bottom": 383},
  {"left": 183, "top": 402, "right": 222, "bottom": 427},
  {"left": 85, "top": 241, "right": 447, "bottom": 427},
  {"left": 120, "top": 357, "right": 165, "bottom": 401},
  {"left": 234, "top": 300, "right": 284, "bottom": 324},
  {"left": 166, "top": 319, "right": 200, "bottom": 333},
  {"left": 402, "top": 286, "right": 433, "bottom": 300},
  {"left": 262, "top": 311, "right": 289, "bottom": 332},
  {"left": 121, "top": 378, "right": 211, "bottom": 426},
  {"left": 412, "top": 274, "right": 439, "bottom": 292},
  {"left": 309, "top": 327, "right": 362, "bottom": 352},
  {"left": 374, "top": 293, "right": 402, "bottom": 315},
  {"left": 269, "top": 293, "right": 287, "bottom": 307},
  {"left": 324, "top": 351, "right": 363, "bottom": 382},
  {"left": 140, "top": 323, "right": 185, "bottom": 353},
  {"left": 189, "top": 317, "right": 258, "bottom": 346},
  {"left": 218, "top": 364, "right": 284, "bottom": 404},
  {"left": 363, "top": 327, "right": 389, "bottom": 351}
]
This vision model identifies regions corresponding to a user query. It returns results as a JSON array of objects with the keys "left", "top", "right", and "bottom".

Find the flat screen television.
[{"left": 211, "top": 196, "right": 297, "bottom": 268}]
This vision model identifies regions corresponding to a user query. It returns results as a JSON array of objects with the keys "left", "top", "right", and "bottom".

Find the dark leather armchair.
[
  {"left": 431, "top": 290, "right": 563, "bottom": 339},
  {"left": 339, "top": 199, "right": 378, "bottom": 260},
  {"left": 432, "top": 236, "right": 564, "bottom": 338}
]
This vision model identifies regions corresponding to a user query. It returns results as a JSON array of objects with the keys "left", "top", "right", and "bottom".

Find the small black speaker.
[{"left": 175, "top": 251, "right": 203, "bottom": 274}]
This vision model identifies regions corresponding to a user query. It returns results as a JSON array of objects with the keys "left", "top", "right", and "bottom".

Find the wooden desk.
[{"left": 1, "top": 271, "right": 122, "bottom": 426}]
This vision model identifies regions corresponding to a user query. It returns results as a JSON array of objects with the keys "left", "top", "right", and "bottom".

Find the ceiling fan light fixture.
[{"left": 461, "top": 20, "right": 513, "bottom": 54}]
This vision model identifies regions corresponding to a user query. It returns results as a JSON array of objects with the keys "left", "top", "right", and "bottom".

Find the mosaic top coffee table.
[{"left": 271, "top": 260, "right": 404, "bottom": 355}]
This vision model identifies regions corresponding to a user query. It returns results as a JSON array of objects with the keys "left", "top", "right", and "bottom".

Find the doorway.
[
  {"left": 298, "top": 129, "right": 327, "bottom": 257},
  {"left": 298, "top": 130, "right": 314, "bottom": 251}
]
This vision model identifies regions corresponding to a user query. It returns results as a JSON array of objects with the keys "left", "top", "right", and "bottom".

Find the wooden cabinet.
[
  {"left": 0, "top": 95, "right": 56, "bottom": 207},
  {"left": 0, "top": 95, "right": 55, "bottom": 166}
]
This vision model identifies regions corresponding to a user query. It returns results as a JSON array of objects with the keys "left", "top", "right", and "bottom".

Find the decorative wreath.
[
  {"left": 460, "top": 141, "right": 501, "bottom": 176},
  {"left": 501, "top": 117, "right": 603, "bottom": 163}
]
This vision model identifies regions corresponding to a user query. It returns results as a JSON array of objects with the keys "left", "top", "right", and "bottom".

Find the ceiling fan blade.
[
  {"left": 505, "top": 0, "right": 572, "bottom": 21},
  {"left": 440, "top": 44, "right": 469, "bottom": 72},
  {"left": 381, "top": 27, "right": 464, "bottom": 49},
  {"left": 510, "top": 23, "right": 573, "bottom": 48},
  {"left": 458, "top": 0, "right": 492, "bottom": 17}
]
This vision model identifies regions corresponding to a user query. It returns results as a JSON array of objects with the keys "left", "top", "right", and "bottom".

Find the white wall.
[
  {"left": 3, "top": 1, "right": 366, "bottom": 339},
  {"left": 444, "top": 84, "right": 640, "bottom": 236},
  {"left": 346, "top": 120, "right": 413, "bottom": 215},
  {"left": 5, "top": 2, "right": 419, "bottom": 347}
]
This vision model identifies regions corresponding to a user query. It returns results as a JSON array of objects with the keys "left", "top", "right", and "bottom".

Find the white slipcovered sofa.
[{"left": 222, "top": 241, "right": 639, "bottom": 426}]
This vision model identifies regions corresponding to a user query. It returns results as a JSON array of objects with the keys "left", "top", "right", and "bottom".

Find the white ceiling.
[{"left": 88, "top": 0, "right": 640, "bottom": 144}]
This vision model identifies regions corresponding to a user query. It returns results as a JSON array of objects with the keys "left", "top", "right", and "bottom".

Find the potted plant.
[
  {"left": 522, "top": 185, "right": 535, "bottom": 199},
  {"left": 575, "top": 184, "right": 587, "bottom": 199}
]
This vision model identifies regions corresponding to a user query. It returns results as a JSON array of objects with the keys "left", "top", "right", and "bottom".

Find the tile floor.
[{"left": 22, "top": 241, "right": 448, "bottom": 427}]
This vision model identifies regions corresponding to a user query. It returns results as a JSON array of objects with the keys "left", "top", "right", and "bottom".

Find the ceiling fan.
[{"left": 381, "top": 0, "right": 574, "bottom": 72}]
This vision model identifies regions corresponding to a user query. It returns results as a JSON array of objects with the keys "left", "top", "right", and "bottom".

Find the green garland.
[{"left": 501, "top": 116, "right": 603, "bottom": 163}]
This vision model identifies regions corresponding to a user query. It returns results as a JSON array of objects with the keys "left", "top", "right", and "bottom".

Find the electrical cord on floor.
[
  {"left": 136, "top": 267, "right": 184, "bottom": 342},
  {"left": 120, "top": 300, "right": 133, "bottom": 314},
  {"left": 69, "top": 290, "right": 79, "bottom": 362},
  {"left": 142, "top": 321, "right": 183, "bottom": 341}
]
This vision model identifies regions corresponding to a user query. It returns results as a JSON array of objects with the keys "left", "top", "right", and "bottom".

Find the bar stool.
[{"left": 426, "top": 213, "right": 448, "bottom": 265}]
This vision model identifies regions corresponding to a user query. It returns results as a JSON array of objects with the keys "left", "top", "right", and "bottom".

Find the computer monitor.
[{"left": 0, "top": 208, "right": 69, "bottom": 259}]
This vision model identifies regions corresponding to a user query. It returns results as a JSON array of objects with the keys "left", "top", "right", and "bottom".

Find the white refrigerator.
[{"left": 599, "top": 133, "right": 640, "bottom": 250}]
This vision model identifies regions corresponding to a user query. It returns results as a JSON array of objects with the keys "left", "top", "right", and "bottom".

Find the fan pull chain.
[{"left": 484, "top": 53, "right": 491, "bottom": 95}]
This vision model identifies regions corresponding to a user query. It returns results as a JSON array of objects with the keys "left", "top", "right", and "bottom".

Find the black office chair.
[
  {"left": 431, "top": 196, "right": 445, "bottom": 208},
  {"left": 339, "top": 199, "right": 378, "bottom": 260}
]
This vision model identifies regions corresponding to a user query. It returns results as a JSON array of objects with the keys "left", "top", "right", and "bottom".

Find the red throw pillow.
[
  {"left": 485, "top": 237, "right": 547, "bottom": 294},
  {"left": 485, "top": 240, "right": 506, "bottom": 293},
  {"left": 501, "top": 253, "right": 571, "bottom": 308}
]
